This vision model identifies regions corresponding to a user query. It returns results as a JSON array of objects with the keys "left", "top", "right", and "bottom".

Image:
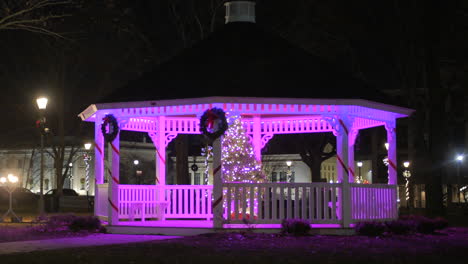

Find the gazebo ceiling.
[{"left": 97, "top": 22, "right": 393, "bottom": 106}]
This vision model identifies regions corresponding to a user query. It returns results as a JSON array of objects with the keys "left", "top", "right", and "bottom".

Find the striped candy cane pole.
[
  {"left": 338, "top": 119, "right": 356, "bottom": 182},
  {"left": 108, "top": 137, "right": 120, "bottom": 225},
  {"left": 212, "top": 137, "right": 223, "bottom": 229}
]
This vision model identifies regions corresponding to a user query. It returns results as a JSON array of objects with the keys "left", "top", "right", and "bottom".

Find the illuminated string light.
[{"left": 222, "top": 115, "right": 266, "bottom": 218}]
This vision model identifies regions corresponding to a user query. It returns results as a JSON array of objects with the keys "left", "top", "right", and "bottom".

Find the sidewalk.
[{"left": 0, "top": 234, "right": 180, "bottom": 255}]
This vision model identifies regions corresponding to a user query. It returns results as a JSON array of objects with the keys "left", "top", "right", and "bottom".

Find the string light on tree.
[
  {"left": 201, "top": 145, "right": 213, "bottom": 185},
  {"left": 222, "top": 115, "right": 265, "bottom": 219}
]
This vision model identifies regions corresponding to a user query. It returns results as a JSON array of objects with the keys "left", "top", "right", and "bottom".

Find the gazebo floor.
[{"left": 104, "top": 220, "right": 354, "bottom": 236}]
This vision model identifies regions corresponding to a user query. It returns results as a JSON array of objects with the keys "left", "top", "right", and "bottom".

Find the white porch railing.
[
  {"left": 114, "top": 183, "right": 397, "bottom": 224},
  {"left": 165, "top": 185, "right": 213, "bottom": 219},
  {"left": 350, "top": 183, "right": 398, "bottom": 221},
  {"left": 118, "top": 185, "right": 213, "bottom": 220},
  {"left": 95, "top": 184, "right": 108, "bottom": 218},
  {"left": 222, "top": 183, "right": 341, "bottom": 224}
]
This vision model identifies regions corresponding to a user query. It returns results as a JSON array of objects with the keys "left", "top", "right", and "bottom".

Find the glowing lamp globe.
[
  {"left": 403, "top": 161, "right": 410, "bottom": 168},
  {"left": 36, "top": 97, "right": 48, "bottom": 110},
  {"left": 84, "top": 143, "right": 92, "bottom": 150},
  {"left": 7, "top": 174, "right": 18, "bottom": 183}
]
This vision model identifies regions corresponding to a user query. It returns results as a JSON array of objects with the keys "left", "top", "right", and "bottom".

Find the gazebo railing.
[
  {"left": 95, "top": 184, "right": 108, "bottom": 218},
  {"left": 350, "top": 183, "right": 398, "bottom": 221},
  {"left": 222, "top": 183, "right": 341, "bottom": 224},
  {"left": 115, "top": 183, "right": 397, "bottom": 224},
  {"left": 118, "top": 185, "right": 213, "bottom": 220}
]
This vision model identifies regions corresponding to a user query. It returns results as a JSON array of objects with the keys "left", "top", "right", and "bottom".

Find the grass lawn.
[{"left": 2, "top": 227, "right": 468, "bottom": 264}]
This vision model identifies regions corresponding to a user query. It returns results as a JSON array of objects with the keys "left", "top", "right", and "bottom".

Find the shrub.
[
  {"left": 35, "top": 215, "right": 104, "bottom": 233},
  {"left": 355, "top": 221, "right": 386, "bottom": 237},
  {"left": 42, "top": 214, "right": 78, "bottom": 232},
  {"left": 385, "top": 220, "right": 413, "bottom": 235},
  {"left": 281, "top": 219, "right": 311, "bottom": 236},
  {"left": 398, "top": 215, "right": 448, "bottom": 234},
  {"left": 69, "top": 216, "right": 103, "bottom": 232}
]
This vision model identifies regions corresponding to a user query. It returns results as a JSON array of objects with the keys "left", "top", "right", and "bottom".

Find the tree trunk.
[
  {"left": 424, "top": 0, "right": 445, "bottom": 217},
  {"left": 311, "top": 161, "right": 323, "bottom": 182}
]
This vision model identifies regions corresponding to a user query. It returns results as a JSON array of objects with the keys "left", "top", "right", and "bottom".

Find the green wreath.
[
  {"left": 101, "top": 114, "right": 119, "bottom": 143},
  {"left": 200, "top": 108, "right": 228, "bottom": 140}
]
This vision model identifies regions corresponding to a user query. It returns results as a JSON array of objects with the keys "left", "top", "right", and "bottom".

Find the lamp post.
[
  {"left": 0, "top": 174, "right": 21, "bottom": 222},
  {"left": 357, "top": 161, "right": 363, "bottom": 183},
  {"left": 36, "top": 96, "right": 48, "bottom": 216},
  {"left": 456, "top": 154, "right": 464, "bottom": 202},
  {"left": 403, "top": 161, "right": 411, "bottom": 208},
  {"left": 83, "top": 142, "right": 92, "bottom": 210},
  {"left": 134, "top": 160, "right": 142, "bottom": 184},
  {"left": 286, "top": 161, "right": 292, "bottom": 183}
]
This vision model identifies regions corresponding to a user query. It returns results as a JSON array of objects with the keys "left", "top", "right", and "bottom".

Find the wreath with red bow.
[
  {"left": 200, "top": 108, "right": 228, "bottom": 140},
  {"left": 101, "top": 114, "right": 119, "bottom": 143}
]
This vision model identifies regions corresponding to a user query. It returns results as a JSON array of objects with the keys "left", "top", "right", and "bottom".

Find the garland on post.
[
  {"left": 101, "top": 114, "right": 119, "bottom": 143},
  {"left": 199, "top": 108, "right": 228, "bottom": 140}
]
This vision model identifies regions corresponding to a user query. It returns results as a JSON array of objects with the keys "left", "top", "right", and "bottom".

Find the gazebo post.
[
  {"left": 212, "top": 136, "right": 224, "bottom": 229},
  {"left": 107, "top": 131, "right": 120, "bottom": 225},
  {"left": 348, "top": 129, "right": 359, "bottom": 183},
  {"left": 385, "top": 122, "right": 397, "bottom": 185},
  {"left": 335, "top": 117, "right": 352, "bottom": 227},
  {"left": 252, "top": 115, "right": 262, "bottom": 162},
  {"left": 156, "top": 116, "right": 166, "bottom": 202},
  {"left": 94, "top": 117, "right": 105, "bottom": 215}
]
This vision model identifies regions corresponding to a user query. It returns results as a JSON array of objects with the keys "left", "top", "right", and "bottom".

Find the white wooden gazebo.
[{"left": 79, "top": 96, "right": 413, "bottom": 233}]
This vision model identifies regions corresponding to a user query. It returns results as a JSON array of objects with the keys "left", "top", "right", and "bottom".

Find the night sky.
[{"left": 0, "top": 0, "right": 466, "bottom": 147}]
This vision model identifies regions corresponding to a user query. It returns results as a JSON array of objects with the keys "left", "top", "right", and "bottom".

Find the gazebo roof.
[
  {"left": 99, "top": 22, "right": 391, "bottom": 105},
  {"left": 79, "top": 96, "right": 413, "bottom": 123}
]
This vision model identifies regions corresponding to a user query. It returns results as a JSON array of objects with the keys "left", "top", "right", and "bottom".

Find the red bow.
[{"left": 206, "top": 110, "right": 219, "bottom": 129}]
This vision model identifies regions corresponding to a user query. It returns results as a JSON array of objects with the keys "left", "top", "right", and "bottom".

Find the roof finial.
[{"left": 225, "top": 1, "right": 256, "bottom": 24}]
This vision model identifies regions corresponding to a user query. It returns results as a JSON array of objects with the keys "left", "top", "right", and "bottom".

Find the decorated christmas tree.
[
  {"left": 222, "top": 115, "right": 265, "bottom": 183},
  {"left": 222, "top": 115, "right": 265, "bottom": 219}
]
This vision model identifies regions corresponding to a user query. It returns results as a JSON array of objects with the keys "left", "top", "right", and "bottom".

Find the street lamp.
[
  {"left": 133, "top": 160, "right": 142, "bottom": 184},
  {"left": 0, "top": 174, "right": 21, "bottom": 222},
  {"left": 286, "top": 161, "right": 292, "bottom": 183},
  {"left": 456, "top": 154, "right": 464, "bottom": 201},
  {"left": 36, "top": 96, "right": 48, "bottom": 216},
  {"left": 83, "top": 142, "right": 92, "bottom": 210},
  {"left": 403, "top": 161, "right": 411, "bottom": 207},
  {"left": 357, "top": 161, "right": 363, "bottom": 183}
]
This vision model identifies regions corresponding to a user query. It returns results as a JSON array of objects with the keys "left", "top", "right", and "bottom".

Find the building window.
[
  {"left": 280, "top": 172, "right": 287, "bottom": 182},
  {"left": 194, "top": 173, "right": 201, "bottom": 185},
  {"left": 271, "top": 172, "right": 277, "bottom": 182}
]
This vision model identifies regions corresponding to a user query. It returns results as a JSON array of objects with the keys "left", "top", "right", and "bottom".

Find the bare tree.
[{"left": 0, "top": 0, "right": 75, "bottom": 38}]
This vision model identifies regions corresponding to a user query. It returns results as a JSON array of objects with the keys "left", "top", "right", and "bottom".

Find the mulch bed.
[{"left": 1, "top": 227, "right": 468, "bottom": 264}]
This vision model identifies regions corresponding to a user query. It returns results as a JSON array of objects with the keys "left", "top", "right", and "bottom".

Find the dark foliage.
[
  {"left": 37, "top": 214, "right": 105, "bottom": 233},
  {"left": 385, "top": 220, "right": 414, "bottom": 235},
  {"left": 355, "top": 221, "right": 386, "bottom": 236},
  {"left": 69, "top": 216, "right": 104, "bottom": 232},
  {"left": 281, "top": 219, "right": 311, "bottom": 236},
  {"left": 358, "top": 215, "right": 449, "bottom": 236}
]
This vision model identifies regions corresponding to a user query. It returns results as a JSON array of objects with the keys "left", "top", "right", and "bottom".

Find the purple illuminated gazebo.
[
  {"left": 79, "top": 96, "right": 412, "bottom": 232},
  {"left": 78, "top": 2, "right": 413, "bottom": 234}
]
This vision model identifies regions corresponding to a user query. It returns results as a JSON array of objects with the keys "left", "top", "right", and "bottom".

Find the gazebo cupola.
[{"left": 225, "top": 1, "right": 256, "bottom": 23}]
